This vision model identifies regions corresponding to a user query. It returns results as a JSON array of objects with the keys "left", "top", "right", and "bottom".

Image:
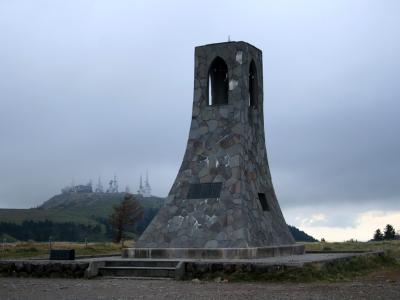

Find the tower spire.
[
  {"left": 95, "top": 176, "right": 104, "bottom": 193},
  {"left": 138, "top": 171, "right": 152, "bottom": 197}
]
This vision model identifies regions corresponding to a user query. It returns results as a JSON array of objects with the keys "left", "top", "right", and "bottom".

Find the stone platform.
[
  {"left": 0, "top": 250, "right": 384, "bottom": 279},
  {"left": 88, "top": 250, "right": 383, "bottom": 279},
  {"left": 122, "top": 244, "right": 305, "bottom": 259}
]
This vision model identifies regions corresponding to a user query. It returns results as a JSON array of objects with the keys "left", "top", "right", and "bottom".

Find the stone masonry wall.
[
  {"left": 0, "top": 260, "right": 89, "bottom": 278},
  {"left": 136, "top": 42, "right": 295, "bottom": 249}
]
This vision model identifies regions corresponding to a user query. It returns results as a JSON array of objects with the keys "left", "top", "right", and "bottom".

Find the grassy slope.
[
  {"left": 207, "top": 241, "right": 400, "bottom": 282},
  {"left": 40, "top": 192, "right": 163, "bottom": 216},
  {"left": 0, "top": 193, "right": 164, "bottom": 226},
  {"left": 0, "top": 208, "right": 97, "bottom": 226},
  {"left": 0, "top": 241, "right": 130, "bottom": 259},
  {"left": 304, "top": 240, "right": 400, "bottom": 256},
  {"left": 0, "top": 193, "right": 164, "bottom": 242}
]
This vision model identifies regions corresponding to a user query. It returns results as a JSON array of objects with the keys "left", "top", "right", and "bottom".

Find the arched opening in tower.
[
  {"left": 208, "top": 57, "right": 228, "bottom": 106},
  {"left": 249, "top": 60, "right": 258, "bottom": 108}
]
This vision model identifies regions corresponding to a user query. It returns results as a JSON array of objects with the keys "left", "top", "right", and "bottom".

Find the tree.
[
  {"left": 383, "top": 224, "right": 396, "bottom": 240},
  {"left": 109, "top": 193, "right": 143, "bottom": 243},
  {"left": 373, "top": 228, "right": 384, "bottom": 241}
]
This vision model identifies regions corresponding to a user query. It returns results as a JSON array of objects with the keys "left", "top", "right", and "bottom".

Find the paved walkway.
[
  {"left": 0, "top": 274, "right": 399, "bottom": 300},
  {"left": 78, "top": 252, "right": 371, "bottom": 267}
]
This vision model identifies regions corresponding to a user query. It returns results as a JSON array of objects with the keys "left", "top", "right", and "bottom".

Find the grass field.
[
  {"left": 0, "top": 192, "right": 164, "bottom": 227},
  {"left": 0, "top": 193, "right": 164, "bottom": 243},
  {"left": 217, "top": 241, "right": 400, "bottom": 282},
  {"left": 304, "top": 240, "right": 400, "bottom": 256},
  {"left": 1, "top": 240, "right": 399, "bottom": 260},
  {"left": 0, "top": 240, "right": 135, "bottom": 259}
]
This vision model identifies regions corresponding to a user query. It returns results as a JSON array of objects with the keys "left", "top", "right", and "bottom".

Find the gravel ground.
[{"left": 0, "top": 273, "right": 399, "bottom": 300}]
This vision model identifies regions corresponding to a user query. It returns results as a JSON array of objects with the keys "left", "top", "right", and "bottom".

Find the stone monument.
[{"left": 124, "top": 41, "right": 304, "bottom": 259}]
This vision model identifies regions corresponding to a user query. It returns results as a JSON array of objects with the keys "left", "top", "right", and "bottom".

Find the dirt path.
[{"left": 1, "top": 271, "right": 399, "bottom": 300}]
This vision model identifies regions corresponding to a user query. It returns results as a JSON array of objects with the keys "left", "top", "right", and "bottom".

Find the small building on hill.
[{"left": 62, "top": 182, "right": 93, "bottom": 194}]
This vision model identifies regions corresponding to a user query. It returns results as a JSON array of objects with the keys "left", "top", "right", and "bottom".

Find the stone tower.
[{"left": 128, "top": 41, "right": 303, "bottom": 258}]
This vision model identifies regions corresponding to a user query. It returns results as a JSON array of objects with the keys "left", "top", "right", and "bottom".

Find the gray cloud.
[{"left": 0, "top": 0, "right": 399, "bottom": 232}]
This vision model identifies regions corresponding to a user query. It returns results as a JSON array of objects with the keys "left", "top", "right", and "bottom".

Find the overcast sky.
[{"left": 1, "top": 0, "right": 399, "bottom": 241}]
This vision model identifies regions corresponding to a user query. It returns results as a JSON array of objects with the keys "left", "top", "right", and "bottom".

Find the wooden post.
[
  {"left": 49, "top": 236, "right": 52, "bottom": 253},
  {"left": 2, "top": 238, "right": 5, "bottom": 257}
]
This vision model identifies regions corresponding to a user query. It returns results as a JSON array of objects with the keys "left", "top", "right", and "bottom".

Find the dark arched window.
[
  {"left": 208, "top": 57, "right": 228, "bottom": 106},
  {"left": 249, "top": 60, "right": 258, "bottom": 108}
]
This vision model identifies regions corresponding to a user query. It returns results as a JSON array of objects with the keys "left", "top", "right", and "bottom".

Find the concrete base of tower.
[{"left": 122, "top": 244, "right": 305, "bottom": 259}]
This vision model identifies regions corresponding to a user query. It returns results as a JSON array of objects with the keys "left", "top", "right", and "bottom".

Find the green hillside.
[
  {"left": 0, "top": 208, "right": 97, "bottom": 226},
  {"left": 39, "top": 192, "right": 163, "bottom": 221},
  {"left": 1, "top": 193, "right": 163, "bottom": 225},
  {"left": 0, "top": 193, "right": 164, "bottom": 241},
  {"left": 288, "top": 225, "right": 318, "bottom": 242},
  {"left": 0, "top": 192, "right": 316, "bottom": 243}
]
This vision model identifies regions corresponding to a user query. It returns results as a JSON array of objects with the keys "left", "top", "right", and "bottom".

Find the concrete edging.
[{"left": 122, "top": 244, "right": 305, "bottom": 259}]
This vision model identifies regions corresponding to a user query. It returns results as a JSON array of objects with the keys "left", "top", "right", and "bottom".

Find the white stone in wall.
[
  {"left": 236, "top": 51, "right": 243, "bottom": 64},
  {"left": 229, "top": 79, "right": 238, "bottom": 90}
]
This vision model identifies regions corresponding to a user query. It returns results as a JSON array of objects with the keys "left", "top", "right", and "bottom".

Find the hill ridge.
[{"left": 0, "top": 192, "right": 316, "bottom": 242}]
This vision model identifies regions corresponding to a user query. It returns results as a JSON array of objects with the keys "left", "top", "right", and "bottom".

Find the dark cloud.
[{"left": 0, "top": 0, "right": 399, "bottom": 230}]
